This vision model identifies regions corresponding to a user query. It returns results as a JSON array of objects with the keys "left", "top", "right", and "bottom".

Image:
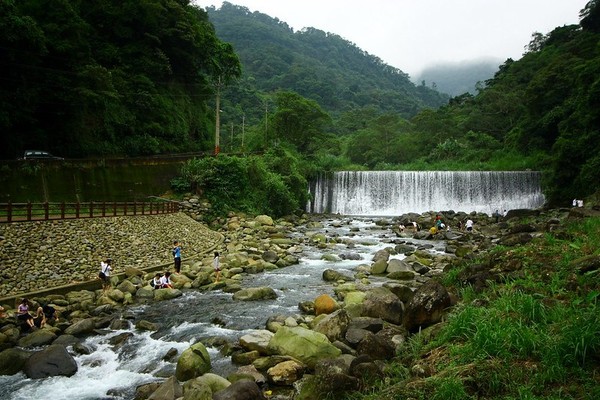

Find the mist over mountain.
[{"left": 415, "top": 59, "right": 502, "bottom": 96}]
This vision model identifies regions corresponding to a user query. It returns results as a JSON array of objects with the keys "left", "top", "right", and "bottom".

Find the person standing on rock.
[
  {"left": 99, "top": 258, "right": 112, "bottom": 291},
  {"left": 213, "top": 251, "right": 221, "bottom": 283},
  {"left": 172, "top": 240, "right": 182, "bottom": 273}
]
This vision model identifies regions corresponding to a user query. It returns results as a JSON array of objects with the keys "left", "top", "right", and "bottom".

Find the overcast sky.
[{"left": 192, "top": 0, "right": 590, "bottom": 78}]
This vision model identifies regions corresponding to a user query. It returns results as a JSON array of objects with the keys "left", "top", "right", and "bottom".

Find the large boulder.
[
  {"left": 403, "top": 280, "right": 452, "bottom": 332},
  {"left": 0, "top": 347, "right": 31, "bottom": 375},
  {"left": 23, "top": 344, "right": 77, "bottom": 379},
  {"left": 176, "top": 342, "right": 212, "bottom": 381},
  {"left": 267, "top": 326, "right": 341, "bottom": 368},
  {"left": 213, "top": 380, "right": 266, "bottom": 400},
  {"left": 362, "top": 287, "right": 404, "bottom": 325},
  {"left": 232, "top": 287, "right": 277, "bottom": 301}
]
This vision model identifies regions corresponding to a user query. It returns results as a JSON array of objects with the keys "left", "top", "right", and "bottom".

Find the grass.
[{"left": 345, "top": 216, "right": 600, "bottom": 399}]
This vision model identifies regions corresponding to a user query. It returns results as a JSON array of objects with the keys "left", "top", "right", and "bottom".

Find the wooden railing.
[{"left": 0, "top": 200, "right": 180, "bottom": 223}]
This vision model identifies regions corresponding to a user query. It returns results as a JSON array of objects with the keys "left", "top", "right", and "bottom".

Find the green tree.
[{"left": 271, "top": 91, "right": 331, "bottom": 153}]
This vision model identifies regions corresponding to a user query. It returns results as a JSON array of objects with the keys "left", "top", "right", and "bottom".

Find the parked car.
[{"left": 22, "top": 150, "right": 64, "bottom": 160}]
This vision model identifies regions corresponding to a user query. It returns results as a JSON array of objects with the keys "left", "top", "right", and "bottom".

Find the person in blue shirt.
[{"left": 172, "top": 240, "right": 181, "bottom": 273}]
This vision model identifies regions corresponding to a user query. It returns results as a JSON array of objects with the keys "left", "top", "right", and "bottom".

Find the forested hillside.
[
  {"left": 0, "top": 0, "right": 240, "bottom": 159},
  {"left": 205, "top": 2, "right": 449, "bottom": 123}
]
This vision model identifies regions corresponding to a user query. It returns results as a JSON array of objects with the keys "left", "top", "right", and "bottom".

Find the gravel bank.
[{"left": 0, "top": 213, "right": 221, "bottom": 298}]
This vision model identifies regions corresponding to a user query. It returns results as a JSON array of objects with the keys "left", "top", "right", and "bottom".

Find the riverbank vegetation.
[{"left": 345, "top": 216, "right": 600, "bottom": 400}]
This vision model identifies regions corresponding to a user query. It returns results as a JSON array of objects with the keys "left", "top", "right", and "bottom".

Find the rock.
[
  {"left": 17, "top": 329, "right": 57, "bottom": 348},
  {"left": 148, "top": 376, "right": 182, "bottom": 400},
  {"left": 570, "top": 255, "right": 600, "bottom": 273},
  {"left": 312, "top": 309, "right": 351, "bottom": 342},
  {"left": 383, "top": 283, "right": 415, "bottom": 303},
  {"left": 23, "top": 344, "right": 77, "bottom": 379},
  {"left": 267, "top": 360, "right": 305, "bottom": 385},
  {"left": 356, "top": 331, "right": 395, "bottom": 360},
  {"left": 314, "top": 294, "right": 340, "bottom": 315},
  {"left": 116, "top": 280, "right": 138, "bottom": 295},
  {"left": 183, "top": 373, "right": 231, "bottom": 400},
  {"left": 213, "top": 380, "right": 266, "bottom": 400},
  {"left": 232, "top": 287, "right": 277, "bottom": 301},
  {"left": 498, "top": 233, "right": 533, "bottom": 246},
  {"left": 362, "top": 287, "right": 404, "bottom": 325},
  {"left": 232, "top": 350, "right": 261, "bottom": 365},
  {"left": 0, "top": 347, "right": 31, "bottom": 375},
  {"left": 255, "top": 215, "right": 274, "bottom": 226},
  {"left": 153, "top": 288, "right": 183, "bottom": 301},
  {"left": 348, "top": 317, "right": 384, "bottom": 333},
  {"left": 505, "top": 209, "right": 540, "bottom": 220},
  {"left": 175, "top": 342, "right": 212, "bottom": 381},
  {"left": 403, "top": 280, "right": 452, "bottom": 332},
  {"left": 267, "top": 326, "right": 341, "bottom": 368},
  {"left": 322, "top": 269, "right": 353, "bottom": 282},
  {"left": 64, "top": 318, "right": 96, "bottom": 336},
  {"left": 239, "top": 330, "right": 274, "bottom": 354},
  {"left": 135, "top": 320, "right": 159, "bottom": 331},
  {"left": 370, "top": 259, "right": 388, "bottom": 274},
  {"left": 262, "top": 250, "right": 279, "bottom": 263},
  {"left": 386, "top": 259, "right": 412, "bottom": 273}
]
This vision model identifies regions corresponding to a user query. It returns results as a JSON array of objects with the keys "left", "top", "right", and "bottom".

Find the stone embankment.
[{"left": 0, "top": 213, "right": 221, "bottom": 298}]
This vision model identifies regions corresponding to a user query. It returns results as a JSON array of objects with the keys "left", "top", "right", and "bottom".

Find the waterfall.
[{"left": 307, "top": 171, "right": 545, "bottom": 216}]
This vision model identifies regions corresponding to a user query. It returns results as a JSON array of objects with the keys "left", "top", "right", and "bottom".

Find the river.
[{"left": 0, "top": 216, "right": 447, "bottom": 400}]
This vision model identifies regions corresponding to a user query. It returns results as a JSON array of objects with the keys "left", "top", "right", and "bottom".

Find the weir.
[{"left": 307, "top": 171, "right": 545, "bottom": 216}]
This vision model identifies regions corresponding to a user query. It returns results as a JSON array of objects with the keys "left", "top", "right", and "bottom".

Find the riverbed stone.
[
  {"left": 212, "top": 379, "right": 266, "bottom": 400},
  {"left": 148, "top": 376, "right": 182, "bottom": 400},
  {"left": 267, "top": 359, "right": 306, "bottom": 385},
  {"left": 267, "top": 326, "right": 341, "bottom": 368},
  {"left": 314, "top": 294, "right": 340, "bottom": 315},
  {"left": 362, "top": 287, "right": 404, "bottom": 325},
  {"left": 153, "top": 288, "right": 183, "bottom": 301},
  {"left": 176, "top": 342, "right": 212, "bottom": 381},
  {"left": 239, "top": 330, "right": 274, "bottom": 354},
  {"left": 0, "top": 347, "right": 31, "bottom": 375},
  {"left": 403, "top": 280, "right": 452, "bottom": 332},
  {"left": 17, "top": 329, "right": 57, "bottom": 348},
  {"left": 312, "top": 309, "right": 351, "bottom": 342},
  {"left": 232, "top": 287, "right": 277, "bottom": 301},
  {"left": 23, "top": 344, "right": 77, "bottom": 379},
  {"left": 64, "top": 317, "right": 96, "bottom": 336}
]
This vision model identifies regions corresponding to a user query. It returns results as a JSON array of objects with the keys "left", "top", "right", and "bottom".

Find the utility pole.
[
  {"left": 241, "top": 114, "right": 245, "bottom": 151},
  {"left": 230, "top": 122, "right": 234, "bottom": 152},
  {"left": 263, "top": 99, "right": 269, "bottom": 148},
  {"left": 214, "top": 76, "right": 222, "bottom": 155}
]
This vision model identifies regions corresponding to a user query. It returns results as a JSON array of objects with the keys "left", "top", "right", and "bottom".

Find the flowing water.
[
  {"left": 308, "top": 171, "right": 545, "bottom": 215},
  {"left": 0, "top": 217, "right": 447, "bottom": 400}
]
